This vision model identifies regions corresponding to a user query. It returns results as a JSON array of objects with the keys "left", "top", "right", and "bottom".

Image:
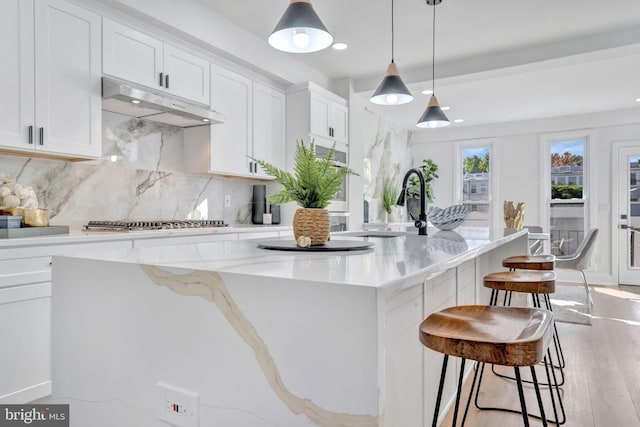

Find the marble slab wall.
[
  {"left": 0, "top": 113, "right": 271, "bottom": 229},
  {"left": 363, "top": 109, "right": 413, "bottom": 222}
]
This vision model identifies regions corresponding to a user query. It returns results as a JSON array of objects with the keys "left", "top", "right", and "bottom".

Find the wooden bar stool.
[
  {"left": 501, "top": 255, "right": 563, "bottom": 370},
  {"left": 483, "top": 271, "right": 566, "bottom": 425},
  {"left": 420, "top": 305, "right": 553, "bottom": 427},
  {"left": 503, "top": 255, "right": 555, "bottom": 271}
]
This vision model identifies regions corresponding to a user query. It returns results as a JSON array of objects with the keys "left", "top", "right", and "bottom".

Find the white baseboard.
[{"left": 0, "top": 381, "right": 52, "bottom": 404}]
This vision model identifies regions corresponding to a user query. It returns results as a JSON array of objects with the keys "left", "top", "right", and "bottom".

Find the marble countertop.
[
  {"left": 0, "top": 224, "right": 292, "bottom": 249},
  {"left": 57, "top": 227, "right": 528, "bottom": 291}
]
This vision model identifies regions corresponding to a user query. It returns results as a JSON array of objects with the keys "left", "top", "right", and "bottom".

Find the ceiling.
[{"left": 197, "top": 0, "right": 640, "bottom": 130}]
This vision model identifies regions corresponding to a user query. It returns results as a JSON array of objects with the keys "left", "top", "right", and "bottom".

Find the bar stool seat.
[
  {"left": 420, "top": 305, "right": 553, "bottom": 366},
  {"left": 420, "top": 305, "right": 554, "bottom": 427},
  {"left": 503, "top": 255, "right": 555, "bottom": 271},
  {"left": 484, "top": 271, "right": 556, "bottom": 295}
]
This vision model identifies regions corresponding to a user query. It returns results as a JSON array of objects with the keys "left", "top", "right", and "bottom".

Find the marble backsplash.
[
  {"left": 0, "top": 112, "right": 273, "bottom": 230},
  {"left": 363, "top": 109, "right": 413, "bottom": 222}
]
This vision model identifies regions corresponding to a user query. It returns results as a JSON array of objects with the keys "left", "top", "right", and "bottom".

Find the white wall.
[{"left": 412, "top": 108, "right": 640, "bottom": 285}]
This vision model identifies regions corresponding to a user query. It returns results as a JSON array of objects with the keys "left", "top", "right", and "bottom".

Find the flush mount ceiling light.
[
  {"left": 268, "top": 0, "right": 333, "bottom": 53},
  {"left": 332, "top": 42, "right": 348, "bottom": 50},
  {"left": 417, "top": 0, "right": 450, "bottom": 128},
  {"left": 370, "top": 0, "right": 413, "bottom": 105}
]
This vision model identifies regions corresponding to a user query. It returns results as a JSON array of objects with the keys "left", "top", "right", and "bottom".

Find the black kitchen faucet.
[{"left": 397, "top": 168, "right": 428, "bottom": 235}]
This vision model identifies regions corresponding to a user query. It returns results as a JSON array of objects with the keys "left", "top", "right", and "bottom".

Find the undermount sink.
[{"left": 339, "top": 230, "right": 412, "bottom": 238}]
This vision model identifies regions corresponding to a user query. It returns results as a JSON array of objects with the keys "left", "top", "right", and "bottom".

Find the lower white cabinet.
[
  {"left": 0, "top": 257, "right": 52, "bottom": 404},
  {"left": 0, "top": 240, "right": 132, "bottom": 404}
]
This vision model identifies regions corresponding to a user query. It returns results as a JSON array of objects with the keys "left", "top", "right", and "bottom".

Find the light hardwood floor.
[{"left": 439, "top": 285, "right": 640, "bottom": 427}]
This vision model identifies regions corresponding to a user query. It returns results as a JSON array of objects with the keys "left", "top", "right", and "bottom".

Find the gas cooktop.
[{"left": 84, "top": 220, "right": 228, "bottom": 231}]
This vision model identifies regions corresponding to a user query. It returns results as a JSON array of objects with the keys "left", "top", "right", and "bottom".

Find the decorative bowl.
[{"left": 428, "top": 204, "right": 469, "bottom": 231}]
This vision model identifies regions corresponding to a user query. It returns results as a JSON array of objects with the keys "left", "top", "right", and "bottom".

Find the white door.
[
  {"left": 617, "top": 146, "right": 640, "bottom": 285},
  {"left": 163, "top": 44, "right": 210, "bottom": 105},
  {"left": 35, "top": 0, "right": 102, "bottom": 158},
  {"left": 252, "top": 82, "right": 285, "bottom": 179},
  {"left": 102, "top": 19, "right": 164, "bottom": 90},
  {"left": 210, "top": 66, "right": 252, "bottom": 177},
  {"left": 0, "top": 0, "right": 35, "bottom": 152}
]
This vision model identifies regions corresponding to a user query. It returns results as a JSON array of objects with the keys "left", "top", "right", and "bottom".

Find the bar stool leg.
[
  {"left": 451, "top": 358, "right": 467, "bottom": 427},
  {"left": 433, "top": 354, "right": 449, "bottom": 427},
  {"left": 514, "top": 367, "right": 531, "bottom": 427}
]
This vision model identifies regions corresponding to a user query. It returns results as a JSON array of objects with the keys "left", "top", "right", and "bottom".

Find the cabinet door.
[
  {"left": 102, "top": 19, "right": 163, "bottom": 90},
  {"left": 0, "top": 283, "right": 52, "bottom": 403},
  {"left": 309, "top": 91, "right": 331, "bottom": 139},
  {"left": 0, "top": 0, "right": 35, "bottom": 152},
  {"left": 210, "top": 67, "right": 252, "bottom": 176},
  {"left": 331, "top": 102, "right": 349, "bottom": 144},
  {"left": 163, "top": 44, "right": 210, "bottom": 105},
  {"left": 34, "top": 0, "right": 102, "bottom": 158},
  {"left": 252, "top": 82, "right": 285, "bottom": 179}
]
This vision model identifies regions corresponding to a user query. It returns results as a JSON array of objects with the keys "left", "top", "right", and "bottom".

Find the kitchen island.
[{"left": 48, "top": 227, "right": 527, "bottom": 427}]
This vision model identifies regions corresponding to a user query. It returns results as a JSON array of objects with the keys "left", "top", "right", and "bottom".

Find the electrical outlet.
[
  {"left": 157, "top": 382, "right": 199, "bottom": 427},
  {"left": 224, "top": 194, "right": 231, "bottom": 207}
]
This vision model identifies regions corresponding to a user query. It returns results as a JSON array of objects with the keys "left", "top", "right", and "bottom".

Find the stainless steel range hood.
[{"left": 102, "top": 77, "right": 225, "bottom": 127}]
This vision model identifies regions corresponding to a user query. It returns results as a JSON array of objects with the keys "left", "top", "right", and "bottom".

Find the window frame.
[
  {"left": 540, "top": 130, "right": 592, "bottom": 242},
  {"left": 455, "top": 138, "right": 498, "bottom": 235}
]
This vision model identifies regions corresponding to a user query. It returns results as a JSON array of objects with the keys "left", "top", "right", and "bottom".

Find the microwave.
[{"left": 314, "top": 139, "right": 348, "bottom": 212}]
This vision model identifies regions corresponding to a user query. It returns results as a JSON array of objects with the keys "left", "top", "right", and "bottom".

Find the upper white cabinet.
[
  {"left": 208, "top": 66, "right": 253, "bottom": 176},
  {"left": 252, "top": 81, "right": 286, "bottom": 179},
  {"left": 103, "top": 19, "right": 210, "bottom": 105},
  {"left": 287, "top": 82, "right": 349, "bottom": 150},
  {"left": 0, "top": 0, "right": 101, "bottom": 159},
  {"left": 309, "top": 87, "right": 348, "bottom": 144},
  {"left": 185, "top": 66, "right": 285, "bottom": 179}
]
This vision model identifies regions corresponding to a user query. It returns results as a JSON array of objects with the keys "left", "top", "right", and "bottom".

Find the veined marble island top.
[
  {"left": 49, "top": 227, "right": 528, "bottom": 427},
  {"left": 59, "top": 226, "right": 527, "bottom": 293}
]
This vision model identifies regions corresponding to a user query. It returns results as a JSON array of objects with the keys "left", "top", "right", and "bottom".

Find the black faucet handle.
[{"left": 409, "top": 212, "right": 426, "bottom": 230}]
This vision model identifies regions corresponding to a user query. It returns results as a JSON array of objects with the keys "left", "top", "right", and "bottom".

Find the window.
[
  {"left": 548, "top": 139, "right": 587, "bottom": 255},
  {"left": 461, "top": 146, "right": 491, "bottom": 228}
]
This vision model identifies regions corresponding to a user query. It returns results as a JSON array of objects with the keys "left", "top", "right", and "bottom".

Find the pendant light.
[
  {"left": 370, "top": 0, "right": 413, "bottom": 105},
  {"left": 417, "top": 0, "right": 450, "bottom": 128},
  {"left": 268, "top": 0, "right": 333, "bottom": 53}
]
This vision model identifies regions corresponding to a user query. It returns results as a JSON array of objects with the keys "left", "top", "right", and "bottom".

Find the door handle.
[
  {"left": 165, "top": 74, "right": 169, "bottom": 89},
  {"left": 39, "top": 127, "right": 44, "bottom": 145},
  {"left": 28, "top": 125, "right": 33, "bottom": 144},
  {"left": 159, "top": 72, "right": 164, "bottom": 87},
  {"left": 620, "top": 224, "right": 628, "bottom": 229}
]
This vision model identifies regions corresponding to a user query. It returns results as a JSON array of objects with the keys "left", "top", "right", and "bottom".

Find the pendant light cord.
[
  {"left": 391, "top": 0, "right": 395, "bottom": 63},
  {"left": 432, "top": 2, "right": 436, "bottom": 94}
]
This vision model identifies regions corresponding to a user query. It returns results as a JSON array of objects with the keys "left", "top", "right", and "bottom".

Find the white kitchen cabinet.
[
  {"left": 0, "top": 240, "right": 132, "bottom": 404},
  {"left": 185, "top": 67, "right": 285, "bottom": 179},
  {"left": 252, "top": 82, "right": 286, "bottom": 179},
  {"left": 208, "top": 66, "right": 253, "bottom": 176},
  {"left": 309, "top": 89, "right": 348, "bottom": 144},
  {"left": 103, "top": 19, "right": 210, "bottom": 105},
  {"left": 0, "top": 0, "right": 101, "bottom": 159}
]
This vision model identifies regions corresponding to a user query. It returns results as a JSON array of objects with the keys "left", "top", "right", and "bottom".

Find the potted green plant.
[
  {"left": 406, "top": 158, "right": 439, "bottom": 218},
  {"left": 382, "top": 178, "right": 398, "bottom": 223},
  {"left": 252, "top": 140, "right": 357, "bottom": 246}
]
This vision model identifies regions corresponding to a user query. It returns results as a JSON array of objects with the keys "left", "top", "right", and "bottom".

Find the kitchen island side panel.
[{"left": 50, "top": 257, "right": 379, "bottom": 427}]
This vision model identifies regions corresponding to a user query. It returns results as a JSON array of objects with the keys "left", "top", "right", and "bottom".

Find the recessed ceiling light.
[
  {"left": 130, "top": 99, "right": 141, "bottom": 104},
  {"left": 421, "top": 89, "right": 434, "bottom": 95},
  {"left": 201, "top": 118, "right": 210, "bottom": 122},
  {"left": 636, "top": 98, "right": 640, "bottom": 102},
  {"left": 332, "top": 42, "right": 348, "bottom": 50},
  {"left": 441, "top": 106, "right": 450, "bottom": 111},
  {"left": 454, "top": 119, "right": 464, "bottom": 123}
]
